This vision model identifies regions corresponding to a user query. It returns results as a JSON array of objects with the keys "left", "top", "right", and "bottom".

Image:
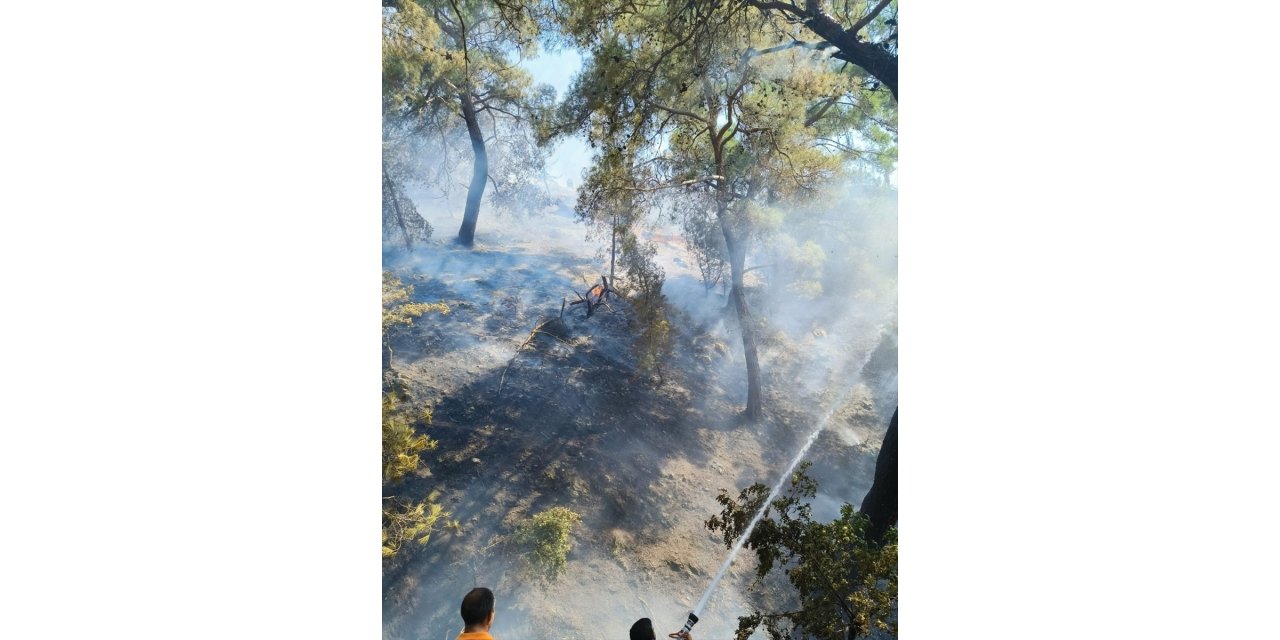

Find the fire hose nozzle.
[{"left": 679, "top": 613, "right": 699, "bottom": 634}]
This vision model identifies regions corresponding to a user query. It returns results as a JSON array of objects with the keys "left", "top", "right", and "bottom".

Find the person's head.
[
  {"left": 630, "top": 618, "right": 656, "bottom": 640},
  {"left": 460, "top": 588, "right": 495, "bottom": 631}
]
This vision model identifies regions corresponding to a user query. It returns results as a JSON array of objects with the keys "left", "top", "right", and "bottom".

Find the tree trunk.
[
  {"left": 456, "top": 90, "right": 488, "bottom": 247},
  {"left": 749, "top": 0, "right": 898, "bottom": 101},
  {"left": 720, "top": 213, "right": 763, "bottom": 421},
  {"left": 799, "top": 5, "right": 898, "bottom": 100},
  {"left": 859, "top": 407, "right": 897, "bottom": 544}
]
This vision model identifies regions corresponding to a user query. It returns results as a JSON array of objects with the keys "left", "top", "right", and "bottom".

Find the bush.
[
  {"left": 616, "top": 233, "right": 674, "bottom": 384},
  {"left": 513, "top": 507, "right": 582, "bottom": 580},
  {"left": 707, "top": 463, "right": 898, "bottom": 640}
]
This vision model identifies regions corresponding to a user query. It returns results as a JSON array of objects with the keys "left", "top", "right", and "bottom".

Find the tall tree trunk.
[
  {"left": 838, "top": 408, "right": 897, "bottom": 640},
  {"left": 711, "top": 124, "right": 763, "bottom": 421},
  {"left": 456, "top": 91, "right": 488, "bottom": 247},
  {"left": 720, "top": 210, "right": 763, "bottom": 421},
  {"left": 859, "top": 407, "right": 898, "bottom": 544}
]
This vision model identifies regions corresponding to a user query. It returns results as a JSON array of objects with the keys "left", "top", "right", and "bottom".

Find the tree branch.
[
  {"left": 804, "top": 96, "right": 838, "bottom": 127},
  {"left": 445, "top": 0, "right": 470, "bottom": 74},
  {"left": 475, "top": 100, "right": 522, "bottom": 120},
  {"left": 747, "top": 39, "right": 832, "bottom": 59},
  {"left": 652, "top": 102, "right": 707, "bottom": 125},
  {"left": 745, "top": 0, "right": 807, "bottom": 20},
  {"left": 848, "top": 0, "right": 893, "bottom": 36}
]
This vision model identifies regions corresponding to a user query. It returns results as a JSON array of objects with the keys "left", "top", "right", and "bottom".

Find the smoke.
[
  {"left": 382, "top": 175, "right": 895, "bottom": 640},
  {"left": 382, "top": 47, "right": 896, "bottom": 640},
  {"left": 655, "top": 181, "right": 898, "bottom": 424}
]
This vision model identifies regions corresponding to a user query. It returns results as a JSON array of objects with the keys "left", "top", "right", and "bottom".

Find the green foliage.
[
  {"left": 634, "top": 310, "right": 673, "bottom": 382},
  {"left": 382, "top": 390, "right": 450, "bottom": 559},
  {"left": 551, "top": 0, "right": 896, "bottom": 420},
  {"left": 551, "top": 0, "right": 897, "bottom": 101},
  {"left": 383, "top": 271, "right": 449, "bottom": 332},
  {"left": 707, "top": 463, "right": 897, "bottom": 640},
  {"left": 382, "top": 0, "right": 555, "bottom": 216},
  {"left": 513, "top": 506, "right": 582, "bottom": 580},
  {"left": 383, "top": 0, "right": 543, "bottom": 122},
  {"left": 570, "top": 145, "right": 674, "bottom": 383},
  {"left": 613, "top": 232, "right": 674, "bottom": 383},
  {"left": 381, "top": 270, "right": 451, "bottom": 560},
  {"left": 770, "top": 234, "right": 828, "bottom": 300},
  {"left": 677, "top": 196, "right": 728, "bottom": 293}
]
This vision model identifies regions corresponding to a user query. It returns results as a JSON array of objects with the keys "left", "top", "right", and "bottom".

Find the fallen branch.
[
  {"left": 498, "top": 317, "right": 575, "bottom": 393},
  {"left": 568, "top": 274, "right": 615, "bottom": 318}
]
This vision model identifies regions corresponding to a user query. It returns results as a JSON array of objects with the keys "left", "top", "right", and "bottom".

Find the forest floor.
[{"left": 381, "top": 206, "right": 896, "bottom": 640}]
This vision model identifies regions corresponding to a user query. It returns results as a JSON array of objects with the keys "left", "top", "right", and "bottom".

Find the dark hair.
[
  {"left": 460, "top": 588, "right": 495, "bottom": 626},
  {"left": 630, "top": 618, "right": 656, "bottom": 640}
]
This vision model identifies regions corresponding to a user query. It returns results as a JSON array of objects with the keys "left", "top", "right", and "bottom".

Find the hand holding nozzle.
[{"left": 672, "top": 611, "right": 698, "bottom": 640}]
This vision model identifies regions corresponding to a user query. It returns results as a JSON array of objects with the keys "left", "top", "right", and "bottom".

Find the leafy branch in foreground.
[
  {"left": 381, "top": 270, "right": 453, "bottom": 559},
  {"left": 383, "top": 493, "right": 449, "bottom": 558},
  {"left": 707, "top": 462, "right": 897, "bottom": 640},
  {"left": 382, "top": 391, "right": 437, "bottom": 484},
  {"left": 382, "top": 390, "right": 453, "bottom": 559}
]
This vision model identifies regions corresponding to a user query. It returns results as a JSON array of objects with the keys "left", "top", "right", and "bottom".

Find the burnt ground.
[{"left": 381, "top": 212, "right": 895, "bottom": 640}]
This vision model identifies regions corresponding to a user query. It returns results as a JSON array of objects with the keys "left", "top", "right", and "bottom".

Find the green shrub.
[
  {"left": 513, "top": 507, "right": 582, "bottom": 580},
  {"left": 616, "top": 233, "right": 674, "bottom": 384},
  {"left": 707, "top": 463, "right": 898, "bottom": 640}
]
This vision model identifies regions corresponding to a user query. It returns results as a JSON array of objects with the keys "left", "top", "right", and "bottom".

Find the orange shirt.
[{"left": 457, "top": 631, "right": 493, "bottom": 640}]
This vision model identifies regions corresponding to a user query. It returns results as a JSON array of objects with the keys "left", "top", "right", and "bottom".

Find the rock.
[{"left": 666, "top": 558, "right": 699, "bottom": 577}]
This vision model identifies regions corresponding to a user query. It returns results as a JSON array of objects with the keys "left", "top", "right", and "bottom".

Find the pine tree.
[{"left": 383, "top": 0, "right": 557, "bottom": 246}]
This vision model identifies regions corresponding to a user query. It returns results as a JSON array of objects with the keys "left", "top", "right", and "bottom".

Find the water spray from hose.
[{"left": 682, "top": 386, "right": 857, "bottom": 631}]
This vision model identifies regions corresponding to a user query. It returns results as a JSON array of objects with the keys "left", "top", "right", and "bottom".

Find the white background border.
[{"left": 3, "top": 1, "right": 1278, "bottom": 638}]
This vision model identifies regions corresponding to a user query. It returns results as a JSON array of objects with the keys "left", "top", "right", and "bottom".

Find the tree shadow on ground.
[
  {"left": 380, "top": 240, "right": 892, "bottom": 639},
  {"left": 382, "top": 291, "right": 750, "bottom": 637}
]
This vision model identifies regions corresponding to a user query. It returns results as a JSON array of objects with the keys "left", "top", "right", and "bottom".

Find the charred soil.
[{"left": 382, "top": 228, "right": 893, "bottom": 640}]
